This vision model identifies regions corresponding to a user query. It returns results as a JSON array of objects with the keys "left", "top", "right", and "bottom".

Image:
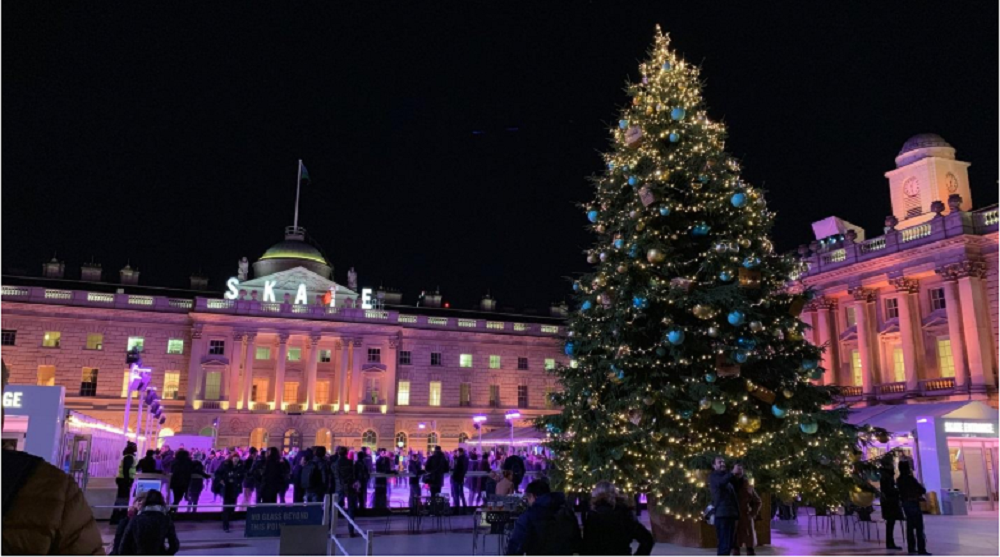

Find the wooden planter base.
[{"left": 646, "top": 494, "right": 772, "bottom": 549}]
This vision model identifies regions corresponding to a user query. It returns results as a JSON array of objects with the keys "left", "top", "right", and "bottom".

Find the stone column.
[
  {"left": 305, "top": 334, "right": 321, "bottom": 411},
  {"left": 890, "top": 277, "right": 922, "bottom": 395},
  {"left": 241, "top": 332, "right": 257, "bottom": 410},
  {"left": 850, "top": 288, "right": 878, "bottom": 398},
  {"left": 950, "top": 262, "right": 995, "bottom": 393},
  {"left": 935, "top": 269, "right": 969, "bottom": 392},
  {"left": 273, "top": 333, "right": 290, "bottom": 412},
  {"left": 814, "top": 298, "right": 838, "bottom": 386},
  {"left": 348, "top": 338, "right": 363, "bottom": 411},
  {"left": 386, "top": 334, "right": 401, "bottom": 414},
  {"left": 227, "top": 332, "right": 244, "bottom": 410},
  {"left": 338, "top": 340, "right": 349, "bottom": 413},
  {"left": 185, "top": 325, "right": 205, "bottom": 405}
]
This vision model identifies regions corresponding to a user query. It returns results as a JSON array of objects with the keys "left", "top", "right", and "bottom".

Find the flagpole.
[{"left": 293, "top": 159, "right": 303, "bottom": 231}]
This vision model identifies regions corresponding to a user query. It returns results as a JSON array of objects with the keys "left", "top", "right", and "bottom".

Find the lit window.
[
  {"left": 284, "top": 382, "right": 299, "bottom": 404},
  {"left": 460, "top": 383, "right": 471, "bottom": 406},
  {"left": 166, "top": 339, "right": 184, "bottom": 354},
  {"left": 163, "top": 372, "right": 180, "bottom": 399},
  {"left": 208, "top": 339, "right": 225, "bottom": 355},
  {"left": 287, "top": 348, "right": 302, "bottom": 362},
  {"left": 204, "top": 371, "right": 222, "bottom": 400},
  {"left": 429, "top": 381, "right": 442, "bottom": 407},
  {"left": 399, "top": 351, "right": 412, "bottom": 365},
  {"left": 460, "top": 354, "right": 473, "bottom": 368},
  {"left": 37, "top": 365, "right": 56, "bottom": 387},
  {"left": 255, "top": 347, "right": 271, "bottom": 360},
  {"left": 929, "top": 288, "right": 946, "bottom": 311},
  {"left": 851, "top": 350, "right": 863, "bottom": 387},
  {"left": 845, "top": 307, "right": 857, "bottom": 327},
  {"left": 83, "top": 333, "right": 103, "bottom": 350},
  {"left": 518, "top": 357, "right": 529, "bottom": 370},
  {"left": 362, "top": 430, "right": 377, "bottom": 450},
  {"left": 430, "top": 352, "right": 442, "bottom": 366},
  {"left": 885, "top": 298, "right": 899, "bottom": 320},
  {"left": 489, "top": 385, "right": 500, "bottom": 407},
  {"left": 127, "top": 336, "right": 145, "bottom": 352},
  {"left": 517, "top": 385, "right": 529, "bottom": 408},
  {"left": 315, "top": 381, "right": 330, "bottom": 404},
  {"left": 121, "top": 370, "right": 136, "bottom": 398},
  {"left": 365, "top": 377, "right": 380, "bottom": 404},
  {"left": 252, "top": 379, "right": 269, "bottom": 402},
  {"left": 544, "top": 385, "right": 555, "bottom": 409},
  {"left": 42, "top": 331, "right": 62, "bottom": 348},
  {"left": 397, "top": 380, "right": 411, "bottom": 406},
  {"left": 937, "top": 338, "right": 955, "bottom": 378},
  {"left": 319, "top": 349, "right": 332, "bottom": 363},
  {"left": 892, "top": 347, "right": 905, "bottom": 383},
  {"left": 489, "top": 355, "right": 501, "bottom": 369},
  {"left": 79, "top": 368, "right": 99, "bottom": 397},
  {"left": 544, "top": 358, "right": 556, "bottom": 371},
  {"left": 1, "top": 329, "right": 16, "bottom": 346},
  {"left": 367, "top": 348, "right": 381, "bottom": 363}
]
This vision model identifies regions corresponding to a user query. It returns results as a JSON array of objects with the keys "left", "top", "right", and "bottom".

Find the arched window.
[
  {"left": 199, "top": 426, "right": 216, "bottom": 437},
  {"left": 395, "top": 432, "right": 408, "bottom": 450},
  {"left": 249, "top": 428, "right": 269, "bottom": 450},
  {"left": 426, "top": 432, "right": 439, "bottom": 454},
  {"left": 283, "top": 429, "right": 302, "bottom": 452},
  {"left": 315, "top": 428, "right": 333, "bottom": 452},
  {"left": 458, "top": 432, "right": 470, "bottom": 445},
  {"left": 361, "top": 430, "right": 377, "bottom": 450}
]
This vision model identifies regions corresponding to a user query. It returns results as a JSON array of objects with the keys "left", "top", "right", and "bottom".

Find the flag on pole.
[{"left": 299, "top": 161, "right": 311, "bottom": 185}]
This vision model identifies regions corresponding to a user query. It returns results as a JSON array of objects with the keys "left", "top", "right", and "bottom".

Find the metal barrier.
[{"left": 329, "top": 499, "right": 373, "bottom": 556}]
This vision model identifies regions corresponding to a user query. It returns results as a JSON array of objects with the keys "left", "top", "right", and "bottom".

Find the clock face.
[
  {"left": 903, "top": 178, "right": 920, "bottom": 197},
  {"left": 946, "top": 173, "right": 959, "bottom": 193}
]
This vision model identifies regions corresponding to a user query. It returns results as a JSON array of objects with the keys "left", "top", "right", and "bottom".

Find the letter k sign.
[{"left": 263, "top": 281, "right": 277, "bottom": 302}]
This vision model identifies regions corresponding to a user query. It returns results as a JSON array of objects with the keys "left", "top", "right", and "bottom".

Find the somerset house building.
[{"left": 0, "top": 224, "right": 568, "bottom": 453}]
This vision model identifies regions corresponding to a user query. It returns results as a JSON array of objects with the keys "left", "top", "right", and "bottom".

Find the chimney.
[
  {"left": 421, "top": 288, "right": 443, "bottom": 308},
  {"left": 42, "top": 256, "right": 65, "bottom": 279},
  {"left": 120, "top": 264, "right": 140, "bottom": 285},
  {"left": 81, "top": 260, "right": 102, "bottom": 282},
  {"left": 549, "top": 302, "right": 568, "bottom": 317},
  {"left": 190, "top": 273, "right": 209, "bottom": 290},
  {"left": 377, "top": 285, "right": 403, "bottom": 305},
  {"left": 480, "top": 292, "right": 496, "bottom": 311}
]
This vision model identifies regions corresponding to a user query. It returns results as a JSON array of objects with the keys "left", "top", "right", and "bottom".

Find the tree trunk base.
[{"left": 646, "top": 494, "right": 772, "bottom": 548}]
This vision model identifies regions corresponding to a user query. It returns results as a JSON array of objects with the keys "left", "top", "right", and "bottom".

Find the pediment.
[
  {"left": 243, "top": 266, "right": 356, "bottom": 296},
  {"left": 361, "top": 362, "right": 387, "bottom": 373}
]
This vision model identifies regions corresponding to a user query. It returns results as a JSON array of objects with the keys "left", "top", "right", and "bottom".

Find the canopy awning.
[
  {"left": 466, "top": 426, "right": 546, "bottom": 446},
  {"left": 847, "top": 401, "right": 998, "bottom": 434}
]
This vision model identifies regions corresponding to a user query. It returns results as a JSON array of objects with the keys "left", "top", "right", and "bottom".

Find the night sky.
[{"left": 4, "top": 3, "right": 996, "bottom": 311}]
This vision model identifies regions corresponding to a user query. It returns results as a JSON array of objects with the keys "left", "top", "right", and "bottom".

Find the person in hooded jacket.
[
  {"left": 582, "top": 481, "right": 654, "bottom": 556},
  {"left": 424, "top": 445, "right": 450, "bottom": 498},
  {"left": 259, "top": 447, "right": 285, "bottom": 504},
  {"left": 897, "top": 460, "right": 930, "bottom": 555},
  {"left": 168, "top": 449, "right": 193, "bottom": 512},
  {"left": 137, "top": 450, "right": 159, "bottom": 474},
  {"left": 118, "top": 489, "right": 179, "bottom": 555},
  {"left": 506, "top": 479, "right": 581, "bottom": 555},
  {"left": 185, "top": 458, "right": 206, "bottom": 512},
  {"left": 215, "top": 452, "right": 245, "bottom": 532}
]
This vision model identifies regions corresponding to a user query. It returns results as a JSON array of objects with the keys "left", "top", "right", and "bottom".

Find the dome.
[
  {"left": 259, "top": 240, "right": 328, "bottom": 265},
  {"left": 895, "top": 133, "right": 955, "bottom": 167},
  {"left": 253, "top": 227, "right": 332, "bottom": 279},
  {"left": 899, "top": 133, "right": 951, "bottom": 155}
]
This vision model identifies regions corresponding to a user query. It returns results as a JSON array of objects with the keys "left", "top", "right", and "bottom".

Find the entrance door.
[{"left": 964, "top": 447, "right": 991, "bottom": 510}]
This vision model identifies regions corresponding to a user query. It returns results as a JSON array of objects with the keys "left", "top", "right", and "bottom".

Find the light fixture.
[{"left": 472, "top": 414, "right": 488, "bottom": 423}]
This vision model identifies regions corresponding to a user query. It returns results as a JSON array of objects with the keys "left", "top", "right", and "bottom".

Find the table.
[{"left": 472, "top": 508, "right": 520, "bottom": 555}]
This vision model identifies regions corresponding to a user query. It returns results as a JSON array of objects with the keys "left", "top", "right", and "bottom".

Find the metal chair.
[
  {"left": 485, "top": 511, "right": 514, "bottom": 555},
  {"left": 806, "top": 506, "right": 832, "bottom": 536},
  {"left": 852, "top": 514, "right": 882, "bottom": 543}
]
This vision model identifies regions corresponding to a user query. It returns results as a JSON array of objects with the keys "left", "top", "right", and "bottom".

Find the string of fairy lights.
[{"left": 540, "top": 27, "right": 879, "bottom": 520}]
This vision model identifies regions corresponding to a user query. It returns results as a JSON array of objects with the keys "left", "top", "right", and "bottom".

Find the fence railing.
[{"left": 330, "top": 500, "right": 373, "bottom": 556}]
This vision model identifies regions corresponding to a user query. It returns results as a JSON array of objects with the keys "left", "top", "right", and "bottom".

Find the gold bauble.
[
  {"left": 595, "top": 275, "right": 608, "bottom": 287},
  {"left": 637, "top": 221, "right": 646, "bottom": 231},
  {"left": 738, "top": 413, "right": 752, "bottom": 429},
  {"left": 645, "top": 106, "right": 654, "bottom": 115},
  {"left": 633, "top": 96, "right": 642, "bottom": 106},
  {"left": 783, "top": 389, "right": 794, "bottom": 399},
  {"left": 738, "top": 238, "right": 751, "bottom": 248},
  {"left": 745, "top": 416, "right": 762, "bottom": 433},
  {"left": 692, "top": 304, "right": 713, "bottom": 319},
  {"left": 690, "top": 181, "right": 702, "bottom": 191},
  {"left": 646, "top": 248, "right": 666, "bottom": 264},
  {"left": 617, "top": 264, "right": 628, "bottom": 274},
  {"left": 595, "top": 224, "right": 606, "bottom": 233}
]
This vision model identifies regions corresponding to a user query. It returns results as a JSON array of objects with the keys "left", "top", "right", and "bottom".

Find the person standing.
[
  {"left": 897, "top": 460, "right": 930, "bottom": 555},
  {"left": 355, "top": 447, "right": 372, "bottom": 512},
  {"left": 506, "top": 479, "right": 582, "bottom": 555},
  {"left": 259, "top": 447, "right": 284, "bottom": 504},
  {"left": 112, "top": 441, "right": 139, "bottom": 525},
  {"left": 301, "top": 448, "right": 328, "bottom": 503},
  {"left": 732, "top": 462, "right": 762, "bottom": 556},
  {"left": 335, "top": 447, "right": 359, "bottom": 536},
  {"left": 374, "top": 448, "right": 392, "bottom": 513},
  {"left": 408, "top": 451, "right": 424, "bottom": 506},
  {"left": 117, "top": 489, "right": 179, "bottom": 555},
  {"left": 186, "top": 457, "right": 206, "bottom": 513},
  {"left": 137, "top": 450, "right": 158, "bottom": 474},
  {"left": 241, "top": 447, "right": 259, "bottom": 508},
  {"left": 424, "top": 445, "right": 450, "bottom": 498},
  {"left": 215, "top": 453, "right": 245, "bottom": 533},
  {"left": 879, "top": 455, "right": 904, "bottom": 551},
  {"left": 277, "top": 452, "right": 292, "bottom": 504},
  {"left": 168, "top": 449, "right": 193, "bottom": 513},
  {"left": 582, "top": 481, "right": 654, "bottom": 556},
  {"left": 709, "top": 456, "right": 741, "bottom": 556},
  {"left": 451, "top": 447, "right": 470, "bottom": 511},
  {"left": 290, "top": 451, "right": 307, "bottom": 503},
  {"left": 502, "top": 450, "right": 526, "bottom": 493}
]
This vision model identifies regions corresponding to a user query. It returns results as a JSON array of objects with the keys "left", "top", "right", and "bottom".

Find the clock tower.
[{"left": 884, "top": 133, "right": 972, "bottom": 228}]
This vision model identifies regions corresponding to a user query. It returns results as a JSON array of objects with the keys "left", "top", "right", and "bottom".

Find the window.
[
  {"left": 489, "top": 384, "right": 500, "bottom": 407},
  {"left": 937, "top": 338, "right": 955, "bottom": 378},
  {"left": 287, "top": 347, "right": 302, "bottom": 361},
  {"left": 395, "top": 432, "right": 408, "bottom": 449},
  {"left": 365, "top": 377, "right": 380, "bottom": 404},
  {"left": 489, "top": 355, "right": 501, "bottom": 369},
  {"left": 430, "top": 352, "right": 442, "bottom": 366},
  {"left": 361, "top": 430, "right": 377, "bottom": 450},
  {"left": 429, "top": 381, "right": 442, "bottom": 406},
  {"left": 367, "top": 348, "right": 381, "bottom": 363},
  {"left": 315, "top": 381, "right": 330, "bottom": 404},
  {"left": 204, "top": 371, "right": 222, "bottom": 400},
  {"left": 284, "top": 382, "right": 299, "bottom": 404},
  {"left": 460, "top": 383, "right": 472, "bottom": 406},
  {"left": 460, "top": 354, "right": 473, "bottom": 368},
  {"left": 208, "top": 339, "right": 225, "bottom": 355},
  {"left": 166, "top": 339, "right": 184, "bottom": 354},
  {"left": 283, "top": 429, "right": 302, "bottom": 452},
  {"left": 42, "top": 331, "right": 61, "bottom": 348},
  {"left": 127, "top": 336, "right": 145, "bottom": 352},
  {"left": 79, "top": 368, "right": 99, "bottom": 397},
  {"left": 249, "top": 428, "right": 268, "bottom": 449},
  {"left": 930, "top": 288, "right": 946, "bottom": 311},
  {"left": 37, "top": 365, "right": 56, "bottom": 387},
  {"left": 121, "top": 370, "right": 139, "bottom": 398},
  {"left": 892, "top": 347, "right": 906, "bottom": 383},
  {"left": 544, "top": 385, "right": 555, "bottom": 409},
  {"left": 885, "top": 298, "right": 899, "bottom": 320},
  {"left": 544, "top": 358, "right": 556, "bottom": 371},
  {"left": 255, "top": 347, "right": 271, "bottom": 360},
  {"left": 1, "top": 329, "right": 16, "bottom": 346},
  {"left": 845, "top": 307, "right": 857, "bottom": 328},
  {"left": 458, "top": 432, "right": 470, "bottom": 445},
  {"left": 163, "top": 372, "right": 180, "bottom": 399},
  {"left": 319, "top": 349, "right": 332, "bottom": 363},
  {"left": 518, "top": 357, "right": 529, "bottom": 370},
  {"left": 399, "top": 351, "right": 412, "bottom": 365},
  {"left": 517, "top": 385, "right": 529, "bottom": 408},
  {"left": 851, "top": 350, "right": 863, "bottom": 387},
  {"left": 397, "top": 380, "right": 411, "bottom": 406},
  {"left": 253, "top": 379, "right": 269, "bottom": 402},
  {"left": 426, "top": 432, "right": 438, "bottom": 454}
]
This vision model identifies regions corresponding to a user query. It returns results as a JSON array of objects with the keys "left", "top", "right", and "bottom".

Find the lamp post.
[
  {"left": 472, "top": 414, "right": 487, "bottom": 453},
  {"left": 504, "top": 410, "right": 521, "bottom": 450}
]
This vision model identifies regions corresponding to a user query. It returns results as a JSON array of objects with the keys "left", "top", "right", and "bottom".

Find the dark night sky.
[{"left": 4, "top": 3, "right": 997, "bottom": 311}]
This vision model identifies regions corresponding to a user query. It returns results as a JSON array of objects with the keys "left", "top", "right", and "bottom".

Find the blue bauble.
[
  {"left": 659, "top": 205, "right": 671, "bottom": 216},
  {"left": 692, "top": 223, "right": 711, "bottom": 236},
  {"left": 564, "top": 342, "right": 575, "bottom": 356},
  {"left": 731, "top": 193, "right": 747, "bottom": 208},
  {"left": 628, "top": 244, "right": 639, "bottom": 259},
  {"left": 719, "top": 271, "right": 733, "bottom": 282},
  {"left": 627, "top": 176, "right": 638, "bottom": 186},
  {"left": 736, "top": 337, "right": 756, "bottom": 349},
  {"left": 613, "top": 238, "right": 624, "bottom": 249},
  {"left": 655, "top": 347, "right": 667, "bottom": 357},
  {"left": 704, "top": 372, "right": 717, "bottom": 383},
  {"left": 607, "top": 162, "right": 615, "bottom": 170},
  {"left": 581, "top": 300, "right": 592, "bottom": 311},
  {"left": 619, "top": 119, "right": 629, "bottom": 129},
  {"left": 771, "top": 405, "right": 787, "bottom": 419},
  {"left": 662, "top": 62, "right": 671, "bottom": 71},
  {"left": 670, "top": 107, "right": 686, "bottom": 121},
  {"left": 698, "top": 174, "right": 709, "bottom": 183},
  {"left": 679, "top": 409, "right": 694, "bottom": 419},
  {"left": 810, "top": 368, "right": 825, "bottom": 380},
  {"left": 669, "top": 132, "right": 680, "bottom": 143},
  {"left": 742, "top": 256, "right": 760, "bottom": 269},
  {"left": 728, "top": 310, "right": 746, "bottom": 326},
  {"left": 802, "top": 359, "right": 819, "bottom": 371},
  {"left": 800, "top": 421, "right": 819, "bottom": 435},
  {"left": 587, "top": 210, "right": 599, "bottom": 223},
  {"left": 711, "top": 401, "right": 726, "bottom": 414},
  {"left": 666, "top": 329, "right": 685, "bottom": 345},
  {"left": 734, "top": 351, "right": 749, "bottom": 364},
  {"left": 632, "top": 296, "right": 649, "bottom": 310}
]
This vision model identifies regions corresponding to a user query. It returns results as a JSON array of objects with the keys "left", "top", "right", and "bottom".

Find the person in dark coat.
[
  {"left": 502, "top": 451, "right": 526, "bottom": 493},
  {"left": 291, "top": 451, "right": 307, "bottom": 503},
  {"left": 709, "top": 456, "right": 742, "bottom": 556},
  {"left": 374, "top": 448, "right": 393, "bottom": 513},
  {"left": 451, "top": 447, "right": 470, "bottom": 511},
  {"left": 335, "top": 447, "right": 359, "bottom": 536},
  {"left": 355, "top": 447, "right": 373, "bottom": 511},
  {"left": 897, "top": 460, "right": 930, "bottom": 555},
  {"left": 185, "top": 458, "right": 206, "bottom": 512},
  {"left": 215, "top": 453, "right": 245, "bottom": 532},
  {"left": 301, "top": 448, "right": 328, "bottom": 503},
  {"left": 582, "top": 481, "right": 654, "bottom": 556},
  {"left": 733, "top": 465, "right": 762, "bottom": 556},
  {"left": 259, "top": 447, "right": 285, "bottom": 504},
  {"left": 111, "top": 492, "right": 148, "bottom": 555},
  {"left": 112, "top": 442, "right": 139, "bottom": 525},
  {"left": 424, "top": 445, "right": 450, "bottom": 498},
  {"left": 159, "top": 445, "right": 175, "bottom": 474},
  {"left": 241, "top": 447, "right": 259, "bottom": 507},
  {"left": 137, "top": 450, "right": 159, "bottom": 474},
  {"left": 879, "top": 455, "right": 904, "bottom": 550},
  {"left": 506, "top": 480, "right": 582, "bottom": 555},
  {"left": 277, "top": 454, "right": 292, "bottom": 504},
  {"left": 118, "top": 490, "right": 179, "bottom": 555},
  {"left": 408, "top": 451, "right": 424, "bottom": 505},
  {"left": 168, "top": 449, "right": 193, "bottom": 512}
]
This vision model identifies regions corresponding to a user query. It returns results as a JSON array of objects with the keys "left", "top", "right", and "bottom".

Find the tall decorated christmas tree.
[{"left": 543, "top": 28, "right": 873, "bottom": 521}]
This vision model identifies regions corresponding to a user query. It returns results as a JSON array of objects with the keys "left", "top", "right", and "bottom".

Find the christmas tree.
[{"left": 543, "top": 28, "right": 873, "bottom": 520}]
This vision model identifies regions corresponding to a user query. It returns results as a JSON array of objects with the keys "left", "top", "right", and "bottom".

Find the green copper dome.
[
  {"left": 253, "top": 227, "right": 332, "bottom": 279},
  {"left": 259, "top": 240, "right": 328, "bottom": 265}
]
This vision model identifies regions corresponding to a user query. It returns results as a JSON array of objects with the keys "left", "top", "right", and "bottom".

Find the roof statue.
[
  {"left": 237, "top": 257, "right": 249, "bottom": 281},
  {"left": 347, "top": 267, "right": 357, "bottom": 291}
]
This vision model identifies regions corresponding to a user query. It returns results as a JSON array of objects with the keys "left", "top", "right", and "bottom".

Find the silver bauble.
[
  {"left": 749, "top": 320, "right": 764, "bottom": 333},
  {"left": 707, "top": 326, "right": 720, "bottom": 337}
]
